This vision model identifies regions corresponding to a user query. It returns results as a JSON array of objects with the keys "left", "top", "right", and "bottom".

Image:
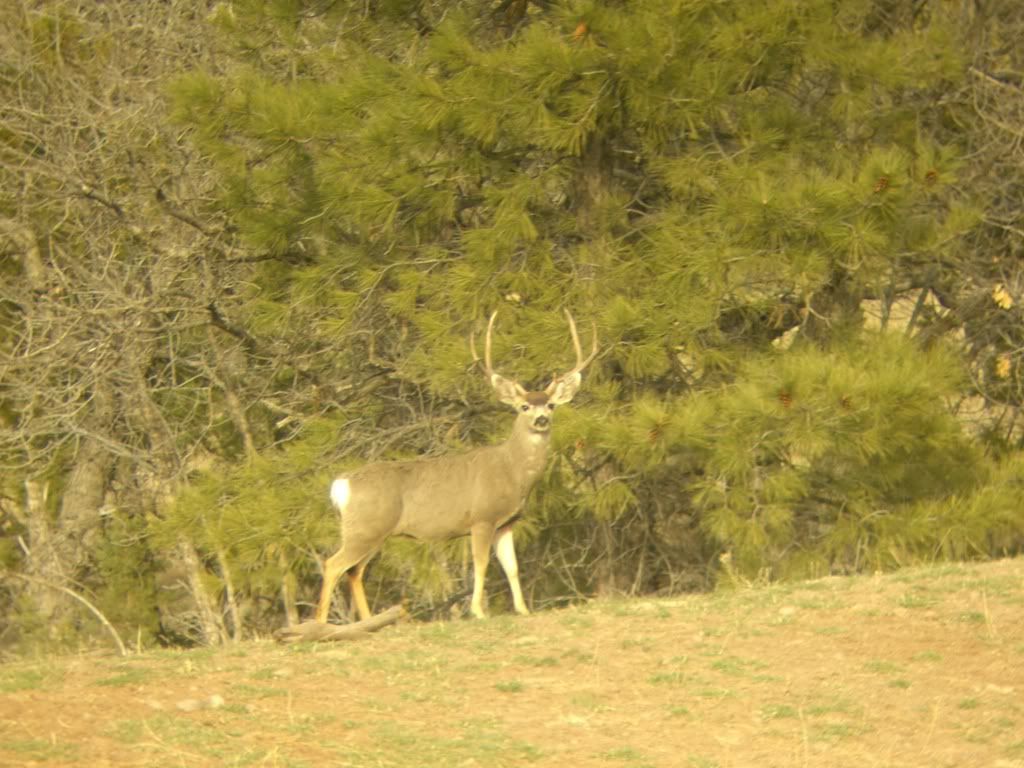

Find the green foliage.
[
  {"left": 154, "top": 418, "right": 346, "bottom": 606},
  {"left": 675, "top": 335, "right": 983, "bottom": 578},
  {"left": 884, "top": 453, "right": 1024, "bottom": 563},
  {"left": 93, "top": 511, "right": 161, "bottom": 646},
  {"left": 170, "top": 0, "right": 970, "bottom": 373}
]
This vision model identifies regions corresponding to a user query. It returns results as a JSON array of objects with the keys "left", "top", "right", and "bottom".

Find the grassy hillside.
[{"left": 1, "top": 558, "right": 1022, "bottom": 767}]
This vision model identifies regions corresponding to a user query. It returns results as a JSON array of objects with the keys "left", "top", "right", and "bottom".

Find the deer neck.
[{"left": 502, "top": 417, "right": 552, "bottom": 485}]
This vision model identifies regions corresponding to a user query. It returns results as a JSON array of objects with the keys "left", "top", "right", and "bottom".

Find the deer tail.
[{"left": 329, "top": 477, "right": 351, "bottom": 510}]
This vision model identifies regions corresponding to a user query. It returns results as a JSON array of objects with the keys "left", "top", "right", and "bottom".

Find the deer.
[{"left": 314, "top": 310, "right": 598, "bottom": 623}]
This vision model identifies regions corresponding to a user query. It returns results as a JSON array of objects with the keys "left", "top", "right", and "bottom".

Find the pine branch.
[{"left": 206, "top": 302, "right": 260, "bottom": 355}]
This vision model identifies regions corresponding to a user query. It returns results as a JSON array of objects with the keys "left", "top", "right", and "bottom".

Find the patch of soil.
[{"left": 1, "top": 558, "right": 1022, "bottom": 767}]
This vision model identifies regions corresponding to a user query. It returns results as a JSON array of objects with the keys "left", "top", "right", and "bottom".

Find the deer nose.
[{"left": 534, "top": 415, "right": 550, "bottom": 429}]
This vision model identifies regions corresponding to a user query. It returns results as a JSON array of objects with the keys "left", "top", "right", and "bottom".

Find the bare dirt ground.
[{"left": 1, "top": 558, "right": 1022, "bottom": 767}]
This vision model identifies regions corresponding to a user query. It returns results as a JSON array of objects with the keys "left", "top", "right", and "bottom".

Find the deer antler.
[
  {"left": 470, "top": 310, "right": 502, "bottom": 383},
  {"left": 472, "top": 309, "right": 597, "bottom": 389},
  {"left": 560, "top": 309, "right": 599, "bottom": 380}
]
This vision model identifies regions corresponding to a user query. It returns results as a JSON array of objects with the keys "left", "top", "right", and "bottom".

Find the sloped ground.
[{"left": 1, "top": 558, "right": 1022, "bottom": 767}]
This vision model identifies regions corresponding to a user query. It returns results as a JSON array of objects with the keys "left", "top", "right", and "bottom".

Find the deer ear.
[
  {"left": 491, "top": 374, "right": 528, "bottom": 406},
  {"left": 546, "top": 372, "right": 582, "bottom": 405}
]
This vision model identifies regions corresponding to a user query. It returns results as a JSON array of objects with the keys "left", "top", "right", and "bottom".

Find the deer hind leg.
[
  {"left": 494, "top": 525, "right": 529, "bottom": 616},
  {"left": 469, "top": 522, "right": 496, "bottom": 619},
  {"left": 316, "top": 477, "right": 384, "bottom": 623},
  {"left": 316, "top": 548, "right": 353, "bottom": 623},
  {"left": 316, "top": 546, "right": 378, "bottom": 623}
]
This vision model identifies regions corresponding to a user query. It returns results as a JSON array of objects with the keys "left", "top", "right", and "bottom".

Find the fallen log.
[{"left": 274, "top": 604, "right": 405, "bottom": 644}]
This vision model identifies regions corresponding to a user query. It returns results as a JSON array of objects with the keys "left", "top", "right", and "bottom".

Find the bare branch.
[{"left": 3, "top": 571, "right": 128, "bottom": 656}]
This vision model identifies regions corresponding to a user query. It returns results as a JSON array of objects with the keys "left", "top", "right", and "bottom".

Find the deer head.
[{"left": 473, "top": 310, "right": 599, "bottom": 435}]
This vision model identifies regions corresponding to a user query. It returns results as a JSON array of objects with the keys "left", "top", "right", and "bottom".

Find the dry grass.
[{"left": 2, "top": 558, "right": 1023, "bottom": 767}]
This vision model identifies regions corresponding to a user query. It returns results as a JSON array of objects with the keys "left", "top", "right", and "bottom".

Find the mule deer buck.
[{"left": 315, "top": 310, "right": 598, "bottom": 623}]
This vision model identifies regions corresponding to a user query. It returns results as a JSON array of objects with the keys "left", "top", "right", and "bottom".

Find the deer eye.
[
  {"left": 547, "top": 403, "right": 556, "bottom": 411},
  {"left": 520, "top": 404, "right": 530, "bottom": 412}
]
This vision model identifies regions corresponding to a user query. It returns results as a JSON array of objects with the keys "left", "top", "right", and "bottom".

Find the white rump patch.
[{"left": 329, "top": 478, "right": 351, "bottom": 510}]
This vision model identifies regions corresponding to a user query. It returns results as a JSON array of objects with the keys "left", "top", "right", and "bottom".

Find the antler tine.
[
  {"left": 471, "top": 311, "right": 500, "bottom": 381},
  {"left": 563, "top": 309, "right": 599, "bottom": 376},
  {"left": 484, "top": 310, "right": 498, "bottom": 379}
]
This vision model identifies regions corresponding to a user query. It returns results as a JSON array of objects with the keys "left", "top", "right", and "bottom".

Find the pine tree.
[{"left": 165, "top": 0, "right": 1019, "bottom": 624}]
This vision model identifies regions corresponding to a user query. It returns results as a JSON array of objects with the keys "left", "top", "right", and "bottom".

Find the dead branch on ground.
[{"left": 274, "top": 604, "right": 405, "bottom": 644}]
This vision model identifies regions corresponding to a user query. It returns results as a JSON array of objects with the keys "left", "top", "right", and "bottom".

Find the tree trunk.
[
  {"left": 215, "top": 549, "right": 241, "bottom": 642},
  {"left": 594, "top": 517, "right": 620, "bottom": 597},
  {"left": 576, "top": 133, "right": 608, "bottom": 237},
  {"left": 23, "top": 387, "right": 114, "bottom": 635},
  {"left": 279, "top": 552, "right": 300, "bottom": 627},
  {"left": 175, "top": 539, "right": 228, "bottom": 646},
  {"left": 22, "top": 478, "right": 64, "bottom": 634}
]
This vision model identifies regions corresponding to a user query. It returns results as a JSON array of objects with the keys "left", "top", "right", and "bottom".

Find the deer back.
[{"left": 342, "top": 438, "right": 541, "bottom": 543}]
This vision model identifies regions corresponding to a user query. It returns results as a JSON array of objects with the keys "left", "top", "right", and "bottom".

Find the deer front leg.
[
  {"left": 494, "top": 525, "right": 529, "bottom": 616},
  {"left": 469, "top": 522, "right": 496, "bottom": 619},
  {"left": 347, "top": 557, "right": 373, "bottom": 623}
]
